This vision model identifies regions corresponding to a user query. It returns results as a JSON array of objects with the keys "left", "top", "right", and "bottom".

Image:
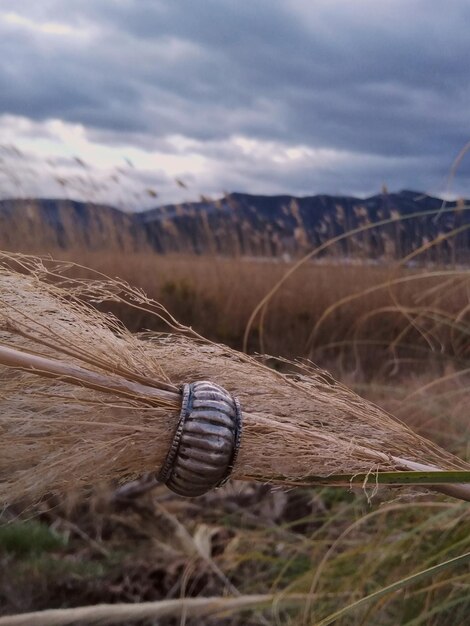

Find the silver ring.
[{"left": 159, "top": 381, "right": 242, "bottom": 497}]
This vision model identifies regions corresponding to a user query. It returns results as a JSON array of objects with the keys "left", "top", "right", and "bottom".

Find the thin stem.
[
  {"left": 0, "top": 343, "right": 180, "bottom": 406},
  {"left": 391, "top": 456, "right": 470, "bottom": 502}
]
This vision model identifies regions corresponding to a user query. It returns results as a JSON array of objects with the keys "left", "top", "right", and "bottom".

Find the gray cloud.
[{"left": 1, "top": 0, "right": 470, "bottom": 203}]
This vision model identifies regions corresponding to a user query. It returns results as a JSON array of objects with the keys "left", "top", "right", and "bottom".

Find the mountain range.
[{"left": 0, "top": 190, "right": 468, "bottom": 262}]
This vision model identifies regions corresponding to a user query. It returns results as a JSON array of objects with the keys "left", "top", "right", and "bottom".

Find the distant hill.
[
  {"left": 1, "top": 191, "right": 469, "bottom": 262},
  {"left": 0, "top": 198, "right": 147, "bottom": 253}
]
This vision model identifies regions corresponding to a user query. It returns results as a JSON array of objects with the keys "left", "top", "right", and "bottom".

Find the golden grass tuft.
[{"left": 0, "top": 252, "right": 469, "bottom": 506}]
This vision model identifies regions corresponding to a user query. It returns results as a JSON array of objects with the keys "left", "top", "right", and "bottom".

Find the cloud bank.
[{"left": 1, "top": 0, "right": 469, "bottom": 207}]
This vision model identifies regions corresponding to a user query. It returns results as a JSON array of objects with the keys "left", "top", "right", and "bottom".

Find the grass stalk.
[{"left": 314, "top": 551, "right": 470, "bottom": 626}]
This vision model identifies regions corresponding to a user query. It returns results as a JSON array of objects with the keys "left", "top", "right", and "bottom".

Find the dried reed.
[
  {"left": 0, "top": 593, "right": 306, "bottom": 625},
  {"left": 0, "top": 252, "right": 469, "bottom": 504}
]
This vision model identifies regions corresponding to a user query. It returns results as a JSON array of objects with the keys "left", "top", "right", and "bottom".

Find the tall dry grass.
[
  {"left": 2, "top": 253, "right": 468, "bottom": 506},
  {"left": 0, "top": 201, "right": 469, "bottom": 624},
  {"left": 38, "top": 250, "right": 468, "bottom": 379}
]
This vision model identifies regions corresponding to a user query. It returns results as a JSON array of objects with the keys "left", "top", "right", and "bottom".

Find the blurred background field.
[{"left": 0, "top": 196, "right": 469, "bottom": 624}]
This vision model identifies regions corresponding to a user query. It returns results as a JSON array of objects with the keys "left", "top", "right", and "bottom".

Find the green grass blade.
[
  {"left": 261, "top": 470, "right": 470, "bottom": 486},
  {"left": 403, "top": 595, "right": 470, "bottom": 626},
  {"left": 314, "top": 551, "right": 470, "bottom": 626}
]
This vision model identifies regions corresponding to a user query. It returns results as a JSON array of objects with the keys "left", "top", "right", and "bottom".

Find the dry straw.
[
  {"left": 0, "top": 594, "right": 306, "bottom": 626},
  {"left": 0, "top": 251, "right": 469, "bottom": 504}
]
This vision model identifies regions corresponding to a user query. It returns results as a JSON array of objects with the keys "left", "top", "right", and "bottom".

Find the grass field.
[
  {"left": 39, "top": 250, "right": 469, "bottom": 369},
  {"left": 0, "top": 245, "right": 469, "bottom": 625}
]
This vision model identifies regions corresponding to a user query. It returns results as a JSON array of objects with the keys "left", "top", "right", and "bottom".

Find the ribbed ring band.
[{"left": 159, "top": 380, "right": 242, "bottom": 497}]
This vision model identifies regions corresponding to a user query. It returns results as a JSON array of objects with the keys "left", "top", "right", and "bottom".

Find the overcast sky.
[{"left": 1, "top": 0, "right": 469, "bottom": 208}]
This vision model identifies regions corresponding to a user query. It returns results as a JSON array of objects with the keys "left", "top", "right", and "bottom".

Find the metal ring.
[{"left": 159, "top": 380, "right": 242, "bottom": 497}]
